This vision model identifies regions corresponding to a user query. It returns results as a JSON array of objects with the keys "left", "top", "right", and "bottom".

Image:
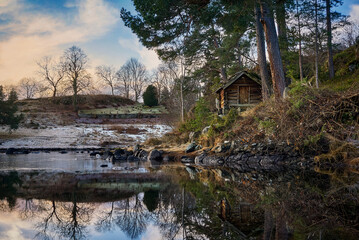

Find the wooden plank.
[{"left": 240, "top": 86, "right": 249, "bottom": 104}]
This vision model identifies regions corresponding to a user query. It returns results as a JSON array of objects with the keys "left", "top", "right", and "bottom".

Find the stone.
[
  {"left": 114, "top": 148, "right": 125, "bottom": 157},
  {"left": 5, "top": 148, "right": 15, "bottom": 154},
  {"left": 181, "top": 156, "right": 194, "bottom": 164},
  {"left": 185, "top": 142, "right": 197, "bottom": 153},
  {"left": 113, "top": 155, "right": 127, "bottom": 162},
  {"left": 202, "top": 126, "right": 211, "bottom": 135},
  {"left": 214, "top": 142, "right": 231, "bottom": 153},
  {"left": 283, "top": 87, "right": 290, "bottom": 99},
  {"left": 133, "top": 144, "right": 141, "bottom": 152},
  {"left": 147, "top": 149, "right": 162, "bottom": 161},
  {"left": 127, "top": 155, "right": 140, "bottom": 161},
  {"left": 189, "top": 131, "right": 200, "bottom": 142},
  {"left": 195, "top": 153, "right": 206, "bottom": 165}
]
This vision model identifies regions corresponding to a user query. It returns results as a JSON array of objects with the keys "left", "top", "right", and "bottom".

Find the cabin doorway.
[{"left": 239, "top": 86, "right": 249, "bottom": 104}]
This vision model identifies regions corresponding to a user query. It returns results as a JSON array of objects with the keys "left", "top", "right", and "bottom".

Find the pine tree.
[
  {"left": 143, "top": 85, "right": 158, "bottom": 107},
  {"left": 0, "top": 86, "right": 22, "bottom": 130}
]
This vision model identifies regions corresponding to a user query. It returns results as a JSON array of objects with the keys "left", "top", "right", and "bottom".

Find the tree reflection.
[{"left": 0, "top": 167, "right": 358, "bottom": 240}]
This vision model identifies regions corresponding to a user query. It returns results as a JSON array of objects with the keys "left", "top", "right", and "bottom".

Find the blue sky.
[
  {"left": 0, "top": 0, "right": 161, "bottom": 86},
  {"left": 0, "top": 0, "right": 359, "bottom": 86}
]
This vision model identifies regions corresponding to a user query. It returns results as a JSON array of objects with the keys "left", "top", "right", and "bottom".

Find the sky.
[{"left": 0, "top": 0, "right": 359, "bottom": 87}]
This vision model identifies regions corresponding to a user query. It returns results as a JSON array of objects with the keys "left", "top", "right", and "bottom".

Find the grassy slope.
[
  {"left": 155, "top": 45, "right": 359, "bottom": 164},
  {"left": 79, "top": 105, "right": 168, "bottom": 115}
]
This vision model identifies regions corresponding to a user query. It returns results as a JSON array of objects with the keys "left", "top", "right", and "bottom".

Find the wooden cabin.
[{"left": 216, "top": 71, "right": 262, "bottom": 114}]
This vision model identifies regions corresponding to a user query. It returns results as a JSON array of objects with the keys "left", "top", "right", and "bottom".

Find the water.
[{"left": 0, "top": 153, "right": 358, "bottom": 240}]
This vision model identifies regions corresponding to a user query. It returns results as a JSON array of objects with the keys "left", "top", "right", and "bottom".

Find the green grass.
[{"left": 78, "top": 104, "right": 168, "bottom": 115}]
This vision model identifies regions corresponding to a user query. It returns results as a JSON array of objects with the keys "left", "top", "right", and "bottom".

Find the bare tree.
[
  {"left": 37, "top": 56, "right": 65, "bottom": 98},
  {"left": 120, "top": 58, "right": 148, "bottom": 102},
  {"left": 19, "top": 77, "right": 41, "bottom": 99},
  {"left": 116, "top": 66, "right": 131, "bottom": 99},
  {"left": 61, "top": 46, "right": 90, "bottom": 110},
  {"left": 96, "top": 65, "right": 117, "bottom": 95}
]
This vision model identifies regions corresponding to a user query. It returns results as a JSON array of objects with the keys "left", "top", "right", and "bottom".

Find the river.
[{"left": 0, "top": 152, "right": 358, "bottom": 240}]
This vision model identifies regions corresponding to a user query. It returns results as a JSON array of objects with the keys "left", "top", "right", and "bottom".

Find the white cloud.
[
  {"left": 349, "top": 4, "right": 359, "bottom": 23},
  {"left": 0, "top": 0, "right": 120, "bottom": 85},
  {"left": 118, "top": 37, "right": 161, "bottom": 70}
]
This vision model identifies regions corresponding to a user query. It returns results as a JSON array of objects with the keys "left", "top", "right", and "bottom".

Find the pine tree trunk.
[
  {"left": 260, "top": 1, "right": 286, "bottom": 99},
  {"left": 296, "top": 0, "right": 303, "bottom": 81},
  {"left": 276, "top": 0, "right": 288, "bottom": 51},
  {"left": 326, "top": 0, "right": 334, "bottom": 79},
  {"left": 255, "top": 5, "right": 271, "bottom": 100},
  {"left": 214, "top": 36, "right": 228, "bottom": 82},
  {"left": 315, "top": 0, "right": 320, "bottom": 88},
  {"left": 263, "top": 209, "right": 274, "bottom": 240}
]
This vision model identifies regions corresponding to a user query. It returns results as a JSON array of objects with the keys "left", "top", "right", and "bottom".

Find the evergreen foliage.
[
  {"left": 143, "top": 85, "right": 158, "bottom": 107},
  {"left": 0, "top": 86, "right": 22, "bottom": 130}
]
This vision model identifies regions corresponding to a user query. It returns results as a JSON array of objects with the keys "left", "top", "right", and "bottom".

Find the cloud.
[
  {"left": 0, "top": 0, "right": 120, "bottom": 85},
  {"left": 349, "top": 4, "right": 359, "bottom": 23},
  {"left": 118, "top": 37, "right": 161, "bottom": 70}
]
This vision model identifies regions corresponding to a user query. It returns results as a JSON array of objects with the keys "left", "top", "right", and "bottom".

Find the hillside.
[
  {"left": 147, "top": 45, "right": 359, "bottom": 165},
  {"left": 17, "top": 95, "right": 136, "bottom": 126}
]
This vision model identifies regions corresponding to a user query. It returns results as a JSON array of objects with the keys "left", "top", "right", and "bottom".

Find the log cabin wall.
[
  {"left": 216, "top": 72, "right": 262, "bottom": 114},
  {"left": 225, "top": 76, "right": 261, "bottom": 107}
]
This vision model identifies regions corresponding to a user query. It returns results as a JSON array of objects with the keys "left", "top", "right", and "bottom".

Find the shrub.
[{"left": 143, "top": 85, "right": 158, "bottom": 107}]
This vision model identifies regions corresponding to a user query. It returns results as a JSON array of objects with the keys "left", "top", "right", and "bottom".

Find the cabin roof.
[{"left": 215, "top": 71, "right": 261, "bottom": 93}]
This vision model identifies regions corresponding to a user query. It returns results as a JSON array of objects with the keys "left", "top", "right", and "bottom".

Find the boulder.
[
  {"left": 202, "top": 126, "right": 211, "bottom": 135},
  {"left": 127, "top": 155, "right": 140, "bottom": 162},
  {"left": 148, "top": 149, "right": 162, "bottom": 161},
  {"left": 114, "top": 148, "right": 125, "bottom": 157},
  {"left": 185, "top": 142, "right": 197, "bottom": 153},
  {"left": 5, "top": 148, "right": 15, "bottom": 154},
  {"left": 189, "top": 131, "right": 200, "bottom": 142},
  {"left": 133, "top": 144, "right": 141, "bottom": 152},
  {"left": 195, "top": 153, "right": 207, "bottom": 165},
  {"left": 181, "top": 156, "right": 194, "bottom": 164},
  {"left": 214, "top": 142, "right": 231, "bottom": 153}
]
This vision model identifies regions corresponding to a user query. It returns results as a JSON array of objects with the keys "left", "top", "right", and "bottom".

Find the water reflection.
[{"left": 0, "top": 164, "right": 358, "bottom": 239}]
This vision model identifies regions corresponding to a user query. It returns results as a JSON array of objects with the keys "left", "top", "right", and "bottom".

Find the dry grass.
[{"left": 107, "top": 125, "right": 146, "bottom": 134}]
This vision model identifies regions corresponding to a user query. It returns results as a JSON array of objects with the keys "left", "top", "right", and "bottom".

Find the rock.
[
  {"left": 186, "top": 166, "right": 197, "bottom": 179},
  {"left": 195, "top": 153, "right": 207, "bottom": 165},
  {"left": 113, "top": 155, "right": 127, "bottom": 162},
  {"left": 114, "top": 148, "right": 125, "bottom": 157},
  {"left": 135, "top": 149, "right": 148, "bottom": 160},
  {"left": 200, "top": 155, "right": 224, "bottom": 166},
  {"left": 90, "top": 151, "right": 101, "bottom": 156},
  {"left": 214, "top": 142, "right": 231, "bottom": 153},
  {"left": 103, "top": 150, "right": 113, "bottom": 159},
  {"left": 5, "top": 148, "right": 15, "bottom": 154},
  {"left": 185, "top": 142, "right": 197, "bottom": 153},
  {"left": 283, "top": 87, "right": 290, "bottom": 99},
  {"left": 127, "top": 155, "right": 140, "bottom": 161},
  {"left": 189, "top": 131, "right": 200, "bottom": 142},
  {"left": 202, "top": 126, "right": 211, "bottom": 135},
  {"left": 148, "top": 149, "right": 162, "bottom": 161},
  {"left": 195, "top": 145, "right": 202, "bottom": 151},
  {"left": 133, "top": 144, "right": 141, "bottom": 152},
  {"left": 181, "top": 156, "right": 194, "bottom": 164}
]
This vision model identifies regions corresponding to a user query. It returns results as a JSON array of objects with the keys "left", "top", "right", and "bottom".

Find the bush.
[
  {"left": 143, "top": 85, "right": 158, "bottom": 107},
  {"left": 0, "top": 86, "right": 22, "bottom": 130},
  {"left": 179, "top": 97, "right": 214, "bottom": 132}
]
